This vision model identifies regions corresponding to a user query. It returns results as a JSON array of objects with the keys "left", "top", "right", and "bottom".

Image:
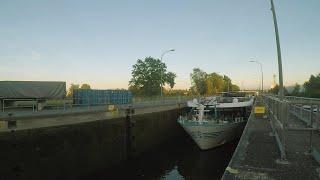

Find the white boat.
[{"left": 178, "top": 92, "right": 254, "bottom": 150}]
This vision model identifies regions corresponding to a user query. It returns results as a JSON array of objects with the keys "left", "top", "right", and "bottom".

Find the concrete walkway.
[{"left": 222, "top": 102, "right": 320, "bottom": 180}]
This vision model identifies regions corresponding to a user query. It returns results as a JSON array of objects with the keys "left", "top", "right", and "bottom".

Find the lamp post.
[
  {"left": 160, "top": 49, "right": 175, "bottom": 99},
  {"left": 270, "top": 0, "right": 284, "bottom": 100},
  {"left": 249, "top": 60, "right": 264, "bottom": 92}
]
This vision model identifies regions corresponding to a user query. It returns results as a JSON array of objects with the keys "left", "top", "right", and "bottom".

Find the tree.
[
  {"left": 291, "top": 83, "right": 300, "bottom": 96},
  {"left": 128, "top": 85, "right": 141, "bottom": 96},
  {"left": 269, "top": 84, "right": 289, "bottom": 95},
  {"left": 269, "top": 84, "right": 279, "bottom": 94},
  {"left": 223, "top": 75, "right": 231, "bottom": 92},
  {"left": 190, "top": 68, "right": 239, "bottom": 95},
  {"left": 163, "top": 89, "right": 191, "bottom": 96},
  {"left": 67, "top": 84, "right": 80, "bottom": 97},
  {"left": 165, "top": 72, "right": 176, "bottom": 89},
  {"left": 231, "top": 84, "right": 240, "bottom": 91},
  {"left": 304, "top": 73, "right": 320, "bottom": 98},
  {"left": 129, "top": 57, "right": 176, "bottom": 96},
  {"left": 189, "top": 86, "right": 199, "bottom": 96},
  {"left": 80, "top": 84, "right": 91, "bottom": 89},
  {"left": 67, "top": 83, "right": 91, "bottom": 97},
  {"left": 190, "top": 68, "right": 207, "bottom": 95},
  {"left": 205, "top": 73, "right": 225, "bottom": 95}
]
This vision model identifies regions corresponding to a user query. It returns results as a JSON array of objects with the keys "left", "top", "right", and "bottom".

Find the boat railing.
[
  {"left": 216, "top": 96, "right": 252, "bottom": 103},
  {"left": 179, "top": 115, "right": 247, "bottom": 124},
  {"left": 186, "top": 114, "right": 246, "bottom": 123},
  {"left": 218, "top": 116, "right": 245, "bottom": 123}
]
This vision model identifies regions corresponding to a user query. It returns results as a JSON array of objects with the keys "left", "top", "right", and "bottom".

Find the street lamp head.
[
  {"left": 249, "top": 59, "right": 264, "bottom": 93},
  {"left": 159, "top": 49, "right": 175, "bottom": 98}
]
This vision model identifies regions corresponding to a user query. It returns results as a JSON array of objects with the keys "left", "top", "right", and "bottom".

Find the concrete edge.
[
  {"left": 0, "top": 103, "right": 187, "bottom": 121},
  {"left": 0, "top": 109, "right": 108, "bottom": 121},
  {"left": 221, "top": 102, "right": 256, "bottom": 179}
]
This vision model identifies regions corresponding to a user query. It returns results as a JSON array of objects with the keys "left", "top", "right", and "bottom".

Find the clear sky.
[{"left": 1, "top": 0, "right": 319, "bottom": 90}]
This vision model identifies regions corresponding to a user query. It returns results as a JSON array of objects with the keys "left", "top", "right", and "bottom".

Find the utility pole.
[{"left": 270, "top": 0, "right": 284, "bottom": 100}]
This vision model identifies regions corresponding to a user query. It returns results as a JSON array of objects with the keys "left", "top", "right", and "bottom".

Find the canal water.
[{"left": 86, "top": 136, "right": 239, "bottom": 180}]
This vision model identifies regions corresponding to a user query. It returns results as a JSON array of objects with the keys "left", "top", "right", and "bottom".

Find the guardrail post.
[
  {"left": 2, "top": 99, "right": 4, "bottom": 112},
  {"left": 32, "top": 100, "right": 35, "bottom": 112},
  {"left": 308, "top": 106, "right": 312, "bottom": 126},
  {"left": 317, "top": 105, "right": 320, "bottom": 130},
  {"left": 309, "top": 105, "right": 314, "bottom": 153},
  {"left": 274, "top": 100, "right": 276, "bottom": 119},
  {"left": 87, "top": 98, "right": 90, "bottom": 110},
  {"left": 300, "top": 105, "right": 303, "bottom": 120},
  {"left": 282, "top": 101, "right": 288, "bottom": 159}
]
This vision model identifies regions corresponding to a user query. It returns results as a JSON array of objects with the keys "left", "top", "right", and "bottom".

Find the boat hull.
[{"left": 178, "top": 120, "right": 246, "bottom": 150}]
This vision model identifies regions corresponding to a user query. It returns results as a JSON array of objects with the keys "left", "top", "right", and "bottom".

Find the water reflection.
[{"left": 85, "top": 136, "right": 238, "bottom": 180}]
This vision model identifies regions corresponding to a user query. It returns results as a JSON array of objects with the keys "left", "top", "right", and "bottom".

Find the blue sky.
[{"left": 1, "top": 0, "right": 319, "bottom": 90}]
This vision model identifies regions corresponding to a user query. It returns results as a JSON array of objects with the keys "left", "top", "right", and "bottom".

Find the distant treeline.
[
  {"left": 269, "top": 73, "right": 320, "bottom": 98},
  {"left": 67, "top": 58, "right": 242, "bottom": 98},
  {"left": 67, "top": 83, "right": 91, "bottom": 97},
  {"left": 190, "top": 68, "right": 240, "bottom": 96}
]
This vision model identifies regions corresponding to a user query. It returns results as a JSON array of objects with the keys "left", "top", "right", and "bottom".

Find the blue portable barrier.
[{"left": 73, "top": 89, "right": 132, "bottom": 106}]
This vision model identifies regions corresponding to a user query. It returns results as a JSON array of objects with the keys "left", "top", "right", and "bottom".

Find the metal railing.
[
  {"left": 216, "top": 96, "right": 253, "bottom": 103},
  {"left": 2, "top": 98, "right": 37, "bottom": 112},
  {"left": 131, "top": 96, "right": 196, "bottom": 109},
  {"left": 0, "top": 96, "right": 194, "bottom": 113},
  {"left": 262, "top": 95, "right": 289, "bottom": 159},
  {"left": 285, "top": 96, "right": 320, "bottom": 105},
  {"left": 262, "top": 94, "right": 320, "bottom": 162}
]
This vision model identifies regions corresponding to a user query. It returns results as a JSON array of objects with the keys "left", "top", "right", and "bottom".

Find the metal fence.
[
  {"left": 285, "top": 96, "right": 320, "bottom": 105},
  {"left": 1, "top": 96, "right": 195, "bottom": 113},
  {"left": 262, "top": 95, "right": 289, "bottom": 159},
  {"left": 262, "top": 94, "right": 320, "bottom": 162}
]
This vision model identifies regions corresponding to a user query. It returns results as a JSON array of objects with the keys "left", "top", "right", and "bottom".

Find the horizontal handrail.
[
  {"left": 0, "top": 96, "right": 194, "bottom": 113},
  {"left": 262, "top": 94, "right": 320, "bottom": 162}
]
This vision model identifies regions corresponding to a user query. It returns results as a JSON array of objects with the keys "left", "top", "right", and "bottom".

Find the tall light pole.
[
  {"left": 249, "top": 60, "right": 264, "bottom": 92},
  {"left": 160, "top": 49, "right": 175, "bottom": 99},
  {"left": 270, "top": 0, "right": 284, "bottom": 100}
]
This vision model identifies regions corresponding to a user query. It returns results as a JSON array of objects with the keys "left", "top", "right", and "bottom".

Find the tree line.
[
  {"left": 269, "top": 73, "right": 320, "bottom": 98},
  {"left": 128, "top": 57, "right": 240, "bottom": 97},
  {"left": 66, "top": 57, "right": 319, "bottom": 99},
  {"left": 67, "top": 83, "right": 91, "bottom": 97},
  {"left": 190, "top": 68, "right": 240, "bottom": 96}
]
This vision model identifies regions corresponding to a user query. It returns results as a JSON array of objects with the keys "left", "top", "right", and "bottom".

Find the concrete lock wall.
[{"left": 0, "top": 108, "right": 185, "bottom": 179}]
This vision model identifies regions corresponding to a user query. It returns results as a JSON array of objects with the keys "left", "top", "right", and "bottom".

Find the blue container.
[{"left": 73, "top": 89, "right": 132, "bottom": 106}]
